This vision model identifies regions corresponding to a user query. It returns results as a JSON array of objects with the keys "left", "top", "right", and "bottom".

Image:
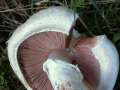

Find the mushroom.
[{"left": 7, "top": 6, "right": 119, "bottom": 90}]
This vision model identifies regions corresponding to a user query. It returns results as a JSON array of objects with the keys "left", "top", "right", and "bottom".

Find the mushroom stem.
[{"left": 43, "top": 59, "right": 87, "bottom": 90}]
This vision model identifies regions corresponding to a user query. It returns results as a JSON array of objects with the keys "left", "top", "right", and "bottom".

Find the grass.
[{"left": 0, "top": 0, "right": 120, "bottom": 90}]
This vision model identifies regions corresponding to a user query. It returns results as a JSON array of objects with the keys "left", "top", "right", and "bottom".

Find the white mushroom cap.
[
  {"left": 92, "top": 35, "right": 119, "bottom": 90},
  {"left": 7, "top": 6, "right": 78, "bottom": 90}
]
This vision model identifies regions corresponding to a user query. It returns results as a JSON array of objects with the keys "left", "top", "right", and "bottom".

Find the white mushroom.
[{"left": 7, "top": 6, "right": 119, "bottom": 90}]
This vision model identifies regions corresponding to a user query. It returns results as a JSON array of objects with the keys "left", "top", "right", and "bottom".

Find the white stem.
[{"left": 43, "top": 59, "right": 87, "bottom": 90}]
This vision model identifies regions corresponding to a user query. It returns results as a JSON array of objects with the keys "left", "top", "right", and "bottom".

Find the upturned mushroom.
[{"left": 7, "top": 6, "right": 119, "bottom": 90}]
